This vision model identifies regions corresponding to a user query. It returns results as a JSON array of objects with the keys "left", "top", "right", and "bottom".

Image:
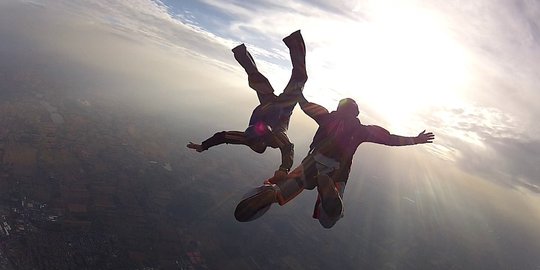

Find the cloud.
[
  {"left": 172, "top": 0, "right": 540, "bottom": 193},
  {"left": 414, "top": 0, "right": 540, "bottom": 192},
  {"left": 6, "top": 0, "right": 540, "bottom": 195},
  {"left": 1, "top": 0, "right": 261, "bottom": 130},
  {"left": 425, "top": 103, "right": 540, "bottom": 192}
]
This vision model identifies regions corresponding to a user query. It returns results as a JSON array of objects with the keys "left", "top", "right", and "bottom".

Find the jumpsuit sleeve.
[
  {"left": 365, "top": 125, "right": 416, "bottom": 146},
  {"left": 298, "top": 95, "right": 329, "bottom": 124},
  {"left": 200, "top": 131, "right": 248, "bottom": 151},
  {"left": 273, "top": 131, "right": 294, "bottom": 172}
]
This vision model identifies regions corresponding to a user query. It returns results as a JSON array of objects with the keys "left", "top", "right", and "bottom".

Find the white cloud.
[
  {"left": 9, "top": 0, "right": 540, "bottom": 193},
  {"left": 185, "top": 0, "right": 540, "bottom": 193}
]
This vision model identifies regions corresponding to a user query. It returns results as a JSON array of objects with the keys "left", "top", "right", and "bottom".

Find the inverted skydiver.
[{"left": 187, "top": 30, "right": 307, "bottom": 181}]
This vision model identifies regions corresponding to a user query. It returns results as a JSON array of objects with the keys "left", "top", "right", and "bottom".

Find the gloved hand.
[
  {"left": 186, "top": 142, "right": 204, "bottom": 152},
  {"left": 273, "top": 169, "right": 288, "bottom": 183}
]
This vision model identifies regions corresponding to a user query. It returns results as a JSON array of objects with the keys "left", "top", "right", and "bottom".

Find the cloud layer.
[
  {"left": 169, "top": 0, "right": 540, "bottom": 192},
  {"left": 7, "top": 0, "right": 538, "bottom": 192}
]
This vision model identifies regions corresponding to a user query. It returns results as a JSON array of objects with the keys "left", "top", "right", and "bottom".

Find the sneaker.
[
  {"left": 316, "top": 174, "right": 343, "bottom": 219},
  {"left": 232, "top": 43, "right": 259, "bottom": 75},
  {"left": 234, "top": 185, "right": 277, "bottom": 222},
  {"left": 232, "top": 43, "right": 247, "bottom": 54},
  {"left": 283, "top": 30, "right": 305, "bottom": 51}
]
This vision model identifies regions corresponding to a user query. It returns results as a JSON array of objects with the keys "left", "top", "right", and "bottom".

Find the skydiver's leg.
[
  {"left": 316, "top": 174, "right": 343, "bottom": 219},
  {"left": 232, "top": 44, "right": 276, "bottom": 105},
  {"left": 234, "top": 155, "right": 316, "bottom": 222},
  {"left": 312, "top": 153, "right": 343, "bottom": 226},
  {"left": 281, "top": 30, "right": 308, "bottom": 96},
  {"left": 273, "top": 30, "right": 308, "bottom": 130},
  {"left": 268, "top": 164, "right": 306, "bottom": 205},
  {"left": 282, "top": 30, "right": 308, "bottom": 94},
  {"left": 234, "top": 184, "right": 277, "bottom": 222},
  {"left": 315, "top": 182, "right": 346, "bottom": 229}
]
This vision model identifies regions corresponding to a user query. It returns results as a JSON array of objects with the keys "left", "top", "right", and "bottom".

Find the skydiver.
[
  {"left": 187, "top": 30, "right": 307, "bottom": 181},
  {"left": 235, "top": 94, "right": 434, "bottom": 228}
]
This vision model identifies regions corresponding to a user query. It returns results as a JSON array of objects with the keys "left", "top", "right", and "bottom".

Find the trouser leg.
[
  {"left": 267, "top": 164, "right": 305, "bottom": 205},
  {"left": 232, "top": 44, "right": 276, "bottom": 104},
  {"left": 234, "top": 164, "right": 303, "bottom": 222},
  {"left": 310, "top": 153, "right": 343, "bottom": 228},
  {"left": 315, "top": 170, "right": 343, "bottom": 219},
  {"left": 282, "top": 30, "right": 308, "bottom": 96},
  {"left": 270, "top": 31, "right": 308, "bottom": 131},
  {"left": 316, "top": 182, "right": 346, "bottom": 229},
  {"left": 232, "top": 44, "right": 258, "bottom": 74}
]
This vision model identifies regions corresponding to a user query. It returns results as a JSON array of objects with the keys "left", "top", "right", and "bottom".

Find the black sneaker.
[
  {"left": 232, "top": 43, "right": 258, "bottom": 74},
  {"left": 232, "top": 43, "right": 247, "bottom": 54},
  {"left": 316, "top": 174, "right": 343, "bottom": 218},
  {"left": 234, "top": 185, "right": 277, "bottom": 222},
  {"left": 283, "top": 30, "right": 305, "bottom": 51}
]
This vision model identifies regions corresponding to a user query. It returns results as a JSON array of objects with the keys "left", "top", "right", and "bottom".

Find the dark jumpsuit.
[
  {"left": 271, "top": 98, "right": 418, "bottom": 228},
  {"left": 200, "top": 32, "right": 307, "bottom": 172}
]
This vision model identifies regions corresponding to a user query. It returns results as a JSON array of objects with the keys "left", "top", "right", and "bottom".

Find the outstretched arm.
[
  {"left": 186, "top": 131, "right": 248, "bottom": 152},
  {"left": 365, "top": 126, "right": 434, "bottom": 146},
  {"left": 298, "top": 94, "right": 329, "bottom": 124}
]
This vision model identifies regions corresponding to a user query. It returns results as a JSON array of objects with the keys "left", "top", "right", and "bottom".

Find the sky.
[
  {"left": 1, "top": 0, "right": 540, "bottom": 268},
  {"left": 161, "top": 0, "right": 540, "bottom": 193}
]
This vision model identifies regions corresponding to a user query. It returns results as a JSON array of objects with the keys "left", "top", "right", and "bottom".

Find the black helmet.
[{"left": 337, "top": 98, "right": 359, "bottom": 117}]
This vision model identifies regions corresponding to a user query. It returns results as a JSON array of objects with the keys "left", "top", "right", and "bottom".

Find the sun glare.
[{"left": 310, "top": 4, "right": 472, "bottom": 132}]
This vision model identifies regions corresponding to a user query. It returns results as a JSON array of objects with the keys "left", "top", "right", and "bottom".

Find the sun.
[{"left": 308, "top": 4, "right": 471, "bottom": 132}]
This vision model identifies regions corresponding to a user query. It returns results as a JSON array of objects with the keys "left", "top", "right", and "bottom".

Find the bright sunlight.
[{"left": 309, "top": 3, "right": 472, "bottom": 132}]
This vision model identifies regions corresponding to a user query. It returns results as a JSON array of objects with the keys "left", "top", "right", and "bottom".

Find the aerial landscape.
[{"left": 1, "top": 0, "right": 540, "bottom": 269}]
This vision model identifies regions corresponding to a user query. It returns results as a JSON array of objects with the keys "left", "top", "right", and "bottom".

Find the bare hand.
[
  {"left": 414, "top": 130, "right": 435, "bottom": 144},
  {"left": 186, "top": 142, "right": 204, "bottom": 152}
]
